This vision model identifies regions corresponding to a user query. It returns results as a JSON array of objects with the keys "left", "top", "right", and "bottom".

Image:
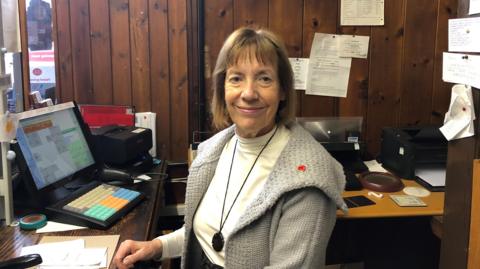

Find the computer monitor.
[{"left": 14, "top": 102, "right": 98, "bottom": 206}]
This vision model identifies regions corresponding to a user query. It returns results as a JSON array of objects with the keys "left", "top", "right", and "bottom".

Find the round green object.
[{"left": 19, "top": 214, "right": 47, "bottom": 230}]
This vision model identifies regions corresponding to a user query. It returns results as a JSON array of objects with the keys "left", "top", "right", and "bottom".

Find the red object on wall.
[{"left": 79, "top": 104, "right": 135, "bottom": 129}]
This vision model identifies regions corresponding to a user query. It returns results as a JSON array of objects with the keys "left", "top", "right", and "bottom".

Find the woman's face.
[{"left": 224, "top": 57, "right": 284, "bottom": 138}]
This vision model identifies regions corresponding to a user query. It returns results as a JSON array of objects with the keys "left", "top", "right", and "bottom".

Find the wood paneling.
[
  {"left": 168, "top": 0, "right": 189, "bottom": 161},
  {"left": 439, "top": 1, "right": 476, "bottom": 268},
  {"left": 70, "top": 0, "right": 93, "bottom": 104},
  {"left": 110, "top": 0, "right": 132, "bottom": 105},
  {"left": 200, "top": 0, "right": 452, "bottom": 158},
  {"left": 90, "top": 0, "right": 113, "bottom": 104},
  {"left": 149, "top": 0, "right": 171, "bottom": 160},
  {"left": 301, "top": 0, "right": 337, "bottom": 117},
  {"left": 46, "top": 0, "right": 454, "bottom": 160},
  {"left": 234, "top": 0, "right": 268, "bottom": 29},
  {"left": 431, "top": 0, "right": 457, "bottom": 124},
  {"left": 468, "top": 160, "right": 480, "bottom": 269},
  {"left": 130, "top": 0, "right": 151, "bottom": 112},
  {"left": 399, "top": 0, "right": 438, "bottom": 126},
  {"left": 46, "top": 0, "right": 189, "bottom": 160},
  {"left": 365, "top": 0, "right": 405, "bottom": 155},
  {"left": 54, "top": 0, "right": 74, "bottom": 103}
]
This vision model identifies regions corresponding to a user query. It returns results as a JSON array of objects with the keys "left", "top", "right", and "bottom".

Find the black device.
[
  {"left": 297, "top": 117, "right": 368, "bottom": 191},
  {"left": 0, "top": 254, "right": 42, "bottom": 269},
  {"left": 379, "top": 126, "right": 447, "bottom": 180},
  {"left": 91, "top": 125, "right": 153, "bottom": 173},
  {"left": 13, "top": 102, "right": 145, "bottom": 229}
]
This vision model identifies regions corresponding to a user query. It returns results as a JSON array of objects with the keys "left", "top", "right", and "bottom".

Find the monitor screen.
[{"left": 16, "top": 102, "right": 95, "bottom": 190}]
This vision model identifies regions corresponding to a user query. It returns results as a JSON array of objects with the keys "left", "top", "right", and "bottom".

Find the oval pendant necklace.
[{"left": 212, "top": 126, "right": 278, "bottom": 252}]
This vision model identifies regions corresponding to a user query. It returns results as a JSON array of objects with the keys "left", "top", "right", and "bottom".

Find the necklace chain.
[{"left": 218, "top": 126, "right": 279, "bottom": 235}]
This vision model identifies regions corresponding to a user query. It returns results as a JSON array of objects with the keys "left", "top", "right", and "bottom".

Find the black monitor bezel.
[{"left": 14, "top": 101, "right": 100, "bottom": 203}]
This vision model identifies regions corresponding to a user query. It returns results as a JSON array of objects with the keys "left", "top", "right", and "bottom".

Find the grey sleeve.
[{"left": 265, "top": 188, "right": 337, "bottom": 269}]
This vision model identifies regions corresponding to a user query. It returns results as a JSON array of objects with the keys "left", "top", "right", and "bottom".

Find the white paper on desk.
[
  {"left": 443, "top": 52, "right": 480, "bottom": 89},
  {"left": 470, "top": 0, "right": 480, "bottom": 15},
  {"left": 21, "top": 239, "right": 85, "bottom": 265},
  {"left": 363, "top": 159, "right": 388, "bottom": 173},
  {"left": 338, "top": 35, "right": 370, "bottom": 59},
  {"left": 36, "top": 221, "right": 87, "bottom": 233},
  {"left": 340, "top": 0, "right": 384, "bottom": 26},
  {"left": 21, "top": 239, "right": 107, "bottom": 268},
  {"left": 289, "top": 58, "right": 309, "bottom": 90},
  {"left": 415, "top": 167, "right": 446, "bottom": 187},
  {"left": 440, "top": 84, "right": 475, "bottom": 140},
  {"left": 306, "top": 33, "right": 351, "bottom": 98},
  {"left": 448, "top": 17, "right": 480, "bottom": 52}
]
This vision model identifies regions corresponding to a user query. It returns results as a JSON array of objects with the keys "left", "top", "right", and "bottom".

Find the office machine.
[
  {"left": 297, "top": 117, "right": 367, "bottom": 190},
  {"left": 379, "top": 126, "right": 448, "bottom": 180},
  {"left": 12, "top": 102, "right": 145, "bottom": 229},
  {"left": 91, "top": 125, "right": 153, "bottom": 173}
]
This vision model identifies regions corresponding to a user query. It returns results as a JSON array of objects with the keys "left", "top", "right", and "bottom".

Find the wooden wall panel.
[
  {"left": 468, "top": 160, "right": 480, "bottom": 269},
  {"left": 431, "top": 0, "right": 457, "bottom": 125},
  {"left": 234, "top": 0, "right": 268, "bottom": 29},
  {"left": 110, "top": 0, "right": 132, "bottom": 105},
  {"left": 69, "top": 0, "right": 93, "bottom": 104},
  {"left": 268, "top": 0, "right": 303, "bottom": 57},
  {"left": 48, "top": 0, "right": 454, "bottom": 160},
  {"left": 365, "top": 0, "right": 405, "bottom": 155},
  {"left": 89, "top": 0, "right": 113, "bottom": 104},
  {"left": 168, "top": 0, "right": 189, "bottom": 161},
  {"left": 338, "top": 26, "right": 370, "bottom": 122},
  {"left": 203, "top": 0, "right": 233, "bottom": 121},
  {"left": 49, "top": 0, "right": 188, "bottom": 160},
  {"left": 130, "top": 0, "right": 151, "bottom": 112},
  {"left": 149, "top": 0, "right": 171, "bottom": 160},
  {"left": 301, "top": 0, "right": 338, "bottom": 117},
  {"left": 54, "top": 0, "right": 74, "bottom": 102},
  {"left": 399, "top": 0, "right": 438, "bottom": 126}
]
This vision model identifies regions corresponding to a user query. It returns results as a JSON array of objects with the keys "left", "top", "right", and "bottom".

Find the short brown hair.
[{"left": 210, "top": 27, "right": 296, "bottom": 130}]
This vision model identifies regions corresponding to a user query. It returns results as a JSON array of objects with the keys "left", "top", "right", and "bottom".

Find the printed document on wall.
[
  {"left": 341, "top": 0, "right": 384, "bottom": 26},
  {"left": 338, "top": 35, "right": 370, "bottom": 59},
  {"left": 306, "top": 33, "right": 352, "bottom": 98},
  {"left": 289, "top": 58, "right": 309, "bottom": 90},
  {"left": 469, "top": 0, "right": 480, "bottom": 15},
  {"left": 448, "top": 17, "right": 480, "bottom": 52},
  {"left": 443, "top": 52, "right": 480, "bottom": 89}
]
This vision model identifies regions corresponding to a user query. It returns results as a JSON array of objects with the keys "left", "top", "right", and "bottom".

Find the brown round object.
[{"left": 358, "top": 172, "right": 404, "bottom": 192}]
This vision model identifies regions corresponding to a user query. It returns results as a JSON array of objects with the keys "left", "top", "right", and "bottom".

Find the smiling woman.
[
  {"left": 224, "top": 59, "right": 283, "bottom": 138},
  {"left": 114, "top": 27, "right": 346, "bottom": 269}
]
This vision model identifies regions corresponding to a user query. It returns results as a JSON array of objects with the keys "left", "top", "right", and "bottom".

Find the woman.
[{"left": 114, "top": 27, "right": 346, "bottom": 269}]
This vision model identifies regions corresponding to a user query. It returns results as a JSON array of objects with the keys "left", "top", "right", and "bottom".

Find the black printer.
[
  {"left": 91, "top": 125, "right": 153, "bottom": 172},
  {"left": 379, "top": 126, "right": 447, "bottom": 179}
]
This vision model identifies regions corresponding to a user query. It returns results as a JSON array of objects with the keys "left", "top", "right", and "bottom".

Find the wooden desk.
[
  {"left": 338, "top": 179, "right": 444, "bottom": 219},
  {"left": 0, "top": 176, "right": 164, "bottom": 269}
]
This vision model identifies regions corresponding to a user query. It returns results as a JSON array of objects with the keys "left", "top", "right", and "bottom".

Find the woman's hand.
[{"left": 113, "top": 239, "right": 162, "bottom": 269}]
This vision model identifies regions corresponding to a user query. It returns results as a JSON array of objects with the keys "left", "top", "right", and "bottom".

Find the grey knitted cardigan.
[{"left": 181, "top": 123, "right": 347, "bottom": 269}]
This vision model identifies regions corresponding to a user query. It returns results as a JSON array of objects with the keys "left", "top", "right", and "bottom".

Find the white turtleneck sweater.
[{"left": 156, "top": 125, "right": 290, "bottom": 266}]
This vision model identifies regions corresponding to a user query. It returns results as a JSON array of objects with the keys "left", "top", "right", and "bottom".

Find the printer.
[
  {"left": 91, "top": 125, "right": 153, "bottom": 173},
  {"left": 379, "top": 126, "right": 447, "bottom": 179},
  {"left": 297, "top": 117, "right": 368, "bottom": 190}
]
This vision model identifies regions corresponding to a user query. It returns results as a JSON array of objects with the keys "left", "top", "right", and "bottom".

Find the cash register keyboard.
[
  {"left": 48, "top": 183, "right": 144, "bottom": 229},
  {"left": 63, "top": 184, "right": 140, "bottom": 221}
]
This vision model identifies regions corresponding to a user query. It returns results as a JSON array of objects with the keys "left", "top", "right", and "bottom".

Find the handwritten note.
[
  {"left": 470, "top": 0, "right": 480, "bottom": 15},
  {"left": 448, "top": 17, "right": 480, "bottom": 52},
  {"left": 443, "top": 52, "right": 480, "bottom": 89},
  {"left": 341, "top": 0, "right": 384, "bottom": 26}
]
